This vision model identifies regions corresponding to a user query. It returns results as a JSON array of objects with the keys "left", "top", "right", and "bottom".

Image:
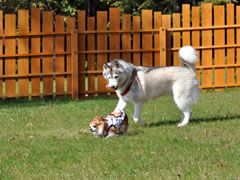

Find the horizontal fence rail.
[{"left": 0, "top": 3, "right": 240, "bottom": 99}]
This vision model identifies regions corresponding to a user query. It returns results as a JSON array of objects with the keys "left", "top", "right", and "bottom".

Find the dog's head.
[
  {"left": 103, "top": 60, "right": 129, "bottom": 90},
  {"left": 89, "top": 116, "right": 108, "bottom": 137}
]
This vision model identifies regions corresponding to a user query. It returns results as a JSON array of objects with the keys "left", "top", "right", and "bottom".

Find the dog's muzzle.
[
  {"left": 106, "top": 83, "right": 118, "bottom": 90},
  {"left": 89, "top": 126, "right": 96, "bottom": 132},
  {"left": 112, "top": 86, "right": 118, "bottom": 90}
]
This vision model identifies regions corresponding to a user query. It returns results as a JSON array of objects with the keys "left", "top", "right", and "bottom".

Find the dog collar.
[{"left": 121, "top": 69, "right": 137, "bottom": 96}]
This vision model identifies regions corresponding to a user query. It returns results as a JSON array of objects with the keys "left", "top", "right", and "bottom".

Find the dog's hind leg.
[
  {"left": 133, "top": 102, "right": 145, "bottom": 126},
  {"left": 173, "top": 83, "right": 193, "bottom": 127},
  {"left": 174, "top": 95, "right": 192, "bottom": 127},
  {"left": 178, "top": 111, "right": 191, "bottom": 127}
]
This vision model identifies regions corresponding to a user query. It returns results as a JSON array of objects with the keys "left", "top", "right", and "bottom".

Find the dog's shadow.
[{"left": 146, "top": 114, "right": 240, "bottom": 128}]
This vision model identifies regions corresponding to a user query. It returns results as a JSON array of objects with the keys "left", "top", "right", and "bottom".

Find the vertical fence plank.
[
  {"left": 78, "top": 11, "right": 86, "bottom": 95},
  {"left": 133, "top": 16, "right": 140, "bottom": 65},
  {"left": 159, "top": 27, "right": 167, "bottom": 66},
  {"left": 55, "top": 16, "right": 65, "bottom": 95},
  {"left": 227, "top": 4, "right": 235, "bottom": 86},
  {"left": 5, "top": 14, "right": 16, "bottom": 97},
  {"left": 87, "top": 17, "right": 96, "bottom": 94},
  {"left": 97, "top": 11, "right": 107, "bottom": 93},
  {"left": 142, "top": 10, "right": 153, "bottom": 66},
  {"left": 42, "top": 12, "right": 53, "bottom": 96},
  {"left": 201, "top": 3, "right": 213, "bottom": 88},
  {"left": 172, "top": 13, "right": 180, "bottom": 66},
  {"left": 0, "top": 11, "right": 2, "bottom": 98},
  {"left": 182, "top": 4, "right": 190, "bottom": 46},
  {"left": 66, "top": 17, "right": 75, "bottom": 96},
  {"left": 214, "top": 5, "right": 225, "bottom": 88},
  {"left": 237, "top": 6, "right": 240, "bottom": 86},
  {"left": 109, "top": 8, "right": 120, "bottom": 61},
  {"left": 18, "top": 10, "right": 29, "bottom": 97},
  {"left": 122, "top": 14, "right": 131, "bottom": 62},
  {"left": 192, "top": 7, "right": 201, "bottom": 83},
  {"left": 71, "top": 30, "right": 78, "bottom": 99},
  {"left": 154, "top": 12, "right": 161, "bottom": 67},
  {"left": 31, "top": 8, "right": 41, "bottom": 97},
  {"left": 161, "top": 15, "right": 171, "bottom": 65}
]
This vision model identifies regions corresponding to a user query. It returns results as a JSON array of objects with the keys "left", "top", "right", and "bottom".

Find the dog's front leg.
[
  {"left": 114, "top": 98, "right": 127, "bottom": 112},
  {"left": 133, "top": 102, "right": 145, "bottom": 126},
  {"left": 105, "top": 134, "right": 117, "bottom": 139}
]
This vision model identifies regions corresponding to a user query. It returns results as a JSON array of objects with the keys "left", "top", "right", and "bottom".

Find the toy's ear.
[
  {"left": 103, "top": 63, "right": 110, "bottom": 71},
  {"left": 100, "top": 116, "right": 108, "bottom": 123},
  {"left": 92, "top": 116, "right": 105, "bottom": 122}
]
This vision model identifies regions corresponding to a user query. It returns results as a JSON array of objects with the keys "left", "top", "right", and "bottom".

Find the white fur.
[
  {"left": 103, "top": 46, "right": 199, "bottom": 127},
  {"left": 179, "top": 46, "right": 197, "bottom": 64}
]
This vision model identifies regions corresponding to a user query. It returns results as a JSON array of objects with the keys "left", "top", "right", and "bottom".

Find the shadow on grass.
[
  {"left": 0, "top": 96, "right": 115, "bottom": 108},
  {"left": 127, "top": 130, "right": 144, "bottom": 136},
  {"left": 147, "top": 114, "right": 240, "bottom": 128},
  {"left": 0, "top": 97, "right": 72, "bottom": 108}
]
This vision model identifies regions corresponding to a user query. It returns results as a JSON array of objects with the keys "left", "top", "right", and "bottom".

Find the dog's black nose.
[
  {"left": 90, "top": 128, "right": 93, "bottom": 132},
  {"left": 111, "top": 86, "right": 118, "bottom": 90}
]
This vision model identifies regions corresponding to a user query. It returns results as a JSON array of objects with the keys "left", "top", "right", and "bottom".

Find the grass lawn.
[{"left": 0, "top": 90, "right": 240, "bottom": 179}]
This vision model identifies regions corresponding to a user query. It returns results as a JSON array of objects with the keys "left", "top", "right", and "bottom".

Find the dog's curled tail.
[{"left": 179, "top": 46, "right": 197, "bottom": 71}]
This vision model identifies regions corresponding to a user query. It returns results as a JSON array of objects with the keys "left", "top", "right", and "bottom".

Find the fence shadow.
[
  {"left": 147, "top": 114, "right": 240, "bottom": 128},
  {"left": 0, "top": 97, "right": 73, "bottom": 108}
]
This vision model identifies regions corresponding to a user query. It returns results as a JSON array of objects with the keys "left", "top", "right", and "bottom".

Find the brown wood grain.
[
  {"left": 31, "top": 8, "right": 41, "bottom": 97},
  {"left": 87, "top": 17, "right": 96, "bottom": 93},
  {"left": 214, "top": 6, "right": 225, "bottom": 87},
  {"left": 42, "top": 12, "right": 53, "bottom": 96},
  {"left": 0, "top": 11, "right": 2, "bottom": 97},
  {"left": 5, "top": 14, "right": 16, "bottom": 97},
  {"left": 78, "top": 11, "right": 86, "bottom": 94},
  {"left": 18, "top": 10, "right": 29, "bottom": 97},
  {"left": 97, "top": 11, "right": 107, "bottom": 92},
  {"left": 201, "top": 3, "right": 213, "bottom": 88},
  {"left": 55, "top": 15, "right": 65, "bottom": 95},
  {"left": 142, "top": 10, "right": 153, "bottom": 67}
]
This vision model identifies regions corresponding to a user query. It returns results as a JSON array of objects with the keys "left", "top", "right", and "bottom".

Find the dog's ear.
[
  {"left": 94, "top": 115, "right": 103, "bottom": 119},
  {"left": 112, "top": 60, "right": 121, "bottom": 68},
  {"left": 103, "top": 63, "right": 110, "bottom": 71}
]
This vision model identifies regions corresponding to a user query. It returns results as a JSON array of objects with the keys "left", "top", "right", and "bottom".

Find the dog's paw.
[
  {"left": 105, "top": 134, "right": 118, "bottom": 139},
  {"left": 138, "top": 121, "right": 145, "bottom": 127},
  {"left": 133, "top": 118, "right": 145, "bottom": 126},
  {"left": 177, "top": 122, "right": 188, "bottom": 127}
]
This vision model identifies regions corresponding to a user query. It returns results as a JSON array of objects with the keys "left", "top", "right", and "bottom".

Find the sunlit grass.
[{"left": 0, "top": 90, "right": 240, "bottom": 179}]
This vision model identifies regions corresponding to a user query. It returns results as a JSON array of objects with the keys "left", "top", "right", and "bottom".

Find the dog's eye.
[{"left": 114, "top": 75, "right": 119, "bottom": 79}]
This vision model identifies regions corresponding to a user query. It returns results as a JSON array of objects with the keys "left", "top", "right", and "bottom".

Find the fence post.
[
  {"left": 71, "top": 29, "right": 79, "bottom": 99},
  {"left": 159, "top": 27, "right": 167, "bottom": 66}
]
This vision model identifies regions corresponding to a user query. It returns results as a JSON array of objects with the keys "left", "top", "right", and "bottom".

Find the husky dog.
[{"left": 103, "top": 46, "right": 199, "bottom": 127}]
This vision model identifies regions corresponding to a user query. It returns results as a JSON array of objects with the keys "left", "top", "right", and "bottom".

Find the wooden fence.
[
  {"left": 0, "top": 3, "right": 240, "bottom": 99},
  {"left": 168, "top": 3, "right": 240, "bottom": 89}
]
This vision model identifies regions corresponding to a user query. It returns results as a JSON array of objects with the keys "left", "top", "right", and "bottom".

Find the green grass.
[{"left": 0, "top": 90, "right": 240, "bottom": 179}]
